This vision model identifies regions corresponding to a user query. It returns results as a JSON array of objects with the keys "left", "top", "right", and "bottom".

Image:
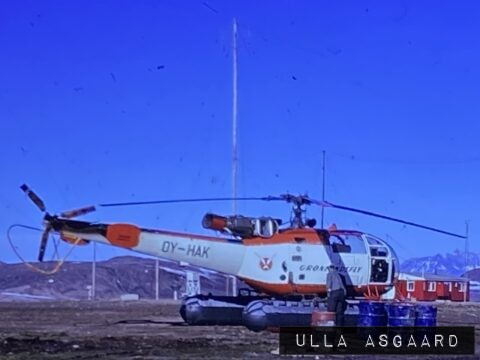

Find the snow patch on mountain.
[{"left": 401, "top": 251, "right": 480, "bottom": 277}]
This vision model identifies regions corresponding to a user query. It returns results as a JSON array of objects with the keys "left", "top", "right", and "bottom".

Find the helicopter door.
[
  {"left": 328, "top": 233, "right": 367, "bottom": 287},
  {"left": 366, "top": 236, "right": 390, "bottom": 283}
]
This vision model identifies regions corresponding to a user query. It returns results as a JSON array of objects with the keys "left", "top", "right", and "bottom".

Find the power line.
[{"left": 330, "top": 152, "right": 480, "bottom": 165}]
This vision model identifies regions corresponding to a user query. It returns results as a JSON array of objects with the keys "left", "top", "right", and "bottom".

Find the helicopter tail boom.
[{"left": 49, "top": 216, "right": 246, "bottom": 275}]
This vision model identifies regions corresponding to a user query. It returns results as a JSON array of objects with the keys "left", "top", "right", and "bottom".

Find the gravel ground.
[{"left": 0, "top": 300, "right": 478, "bottom": 359}]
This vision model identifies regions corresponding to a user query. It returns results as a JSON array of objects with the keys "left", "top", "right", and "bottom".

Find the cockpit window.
[
  {"left": 366, "top": 236, "right": 383, "bottom": 245},
  {"left": 370, "top": 246, "right": 389, "bottom": 257},
  {"left": 366, "top": 235, "right": 390, "bottom": 257},
  {"left": 330, "top": 234, "right": 366, "bottom": 254}
]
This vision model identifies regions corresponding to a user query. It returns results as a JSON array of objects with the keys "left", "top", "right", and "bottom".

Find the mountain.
[
  {"left": 465, "top": 268, "right": 480, "bottom": 282},
  {"left": 400, "top": 250, "right": 480, "bottom": 277},
  {"left": 0, "top": 256, "right": 248, "bottom": 301}
]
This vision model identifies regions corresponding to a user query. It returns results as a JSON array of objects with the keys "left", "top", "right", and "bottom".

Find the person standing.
[{"left": 326, "top": 264, "right": 347, "bottom": 326}]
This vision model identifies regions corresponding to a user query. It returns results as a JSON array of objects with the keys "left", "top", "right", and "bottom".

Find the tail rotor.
[
  {"left": 20, "top": 184, "right": 97, "bottom": 262},
  {"left": 20, "top": 184, "right": 52, "bottom": 262}
]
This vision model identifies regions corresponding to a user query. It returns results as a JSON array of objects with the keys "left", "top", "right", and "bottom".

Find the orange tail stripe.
[{"left": 106, "top": 224, "right": 141, "bottom": 248}]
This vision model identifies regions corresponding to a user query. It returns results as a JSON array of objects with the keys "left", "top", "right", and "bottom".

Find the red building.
[{"left": 397, "top": 273, "right": 469, "bottom": 302}]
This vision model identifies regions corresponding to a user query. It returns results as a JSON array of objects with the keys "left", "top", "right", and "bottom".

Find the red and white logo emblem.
[{"left": 259, "top": 257, "right": 273, "bottom": 271}]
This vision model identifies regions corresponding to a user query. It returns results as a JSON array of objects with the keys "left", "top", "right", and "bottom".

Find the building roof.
[{"left": 399, "top": 272, "right": 468, "bottom": 282}]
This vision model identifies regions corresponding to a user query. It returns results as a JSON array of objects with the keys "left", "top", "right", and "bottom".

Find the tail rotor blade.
[
  {"left": 20, "top": 184, "right": 46, "bottom": 212},
  {"left": 60, "top": 206, "right": 96, "bottom": 219},
  {"left": 38, "top": 224, "right": 52, "bottom": 262}
]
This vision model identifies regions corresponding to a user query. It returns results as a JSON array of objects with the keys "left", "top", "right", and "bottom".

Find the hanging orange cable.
[{"left": 7, "top": 224, "right": 85, "bottom": 275}]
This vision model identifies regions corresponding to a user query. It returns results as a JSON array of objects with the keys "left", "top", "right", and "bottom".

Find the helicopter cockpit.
[
  {"left": 365, "top": 234, "right": 399, "bottom": 283},
  {"left": 328, "top": 231, "right": 399, "bottom": 284}
]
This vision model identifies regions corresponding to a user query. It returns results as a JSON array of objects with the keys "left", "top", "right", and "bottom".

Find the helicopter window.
[
  {"left": 370, "top": 259, "right": 388, "bottom": 282},
  {"left": 366, "top": 236, "right": 384, "bottom": 246},
  {"left": 332, "top": 243, "right": 351, "bottom": 253},
  {"left": 330, "top": 236, "right": 349, "bottom": 253},
  {"left": 331, "top": 234, "right": 366, "bottom": 254},
  {"left": 370, "top": 246, "right": 388, "bottom": 257}
]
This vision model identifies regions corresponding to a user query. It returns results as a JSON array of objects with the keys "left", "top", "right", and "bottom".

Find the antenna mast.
[
  {"left": 232, "top": 18, "right": 238, "bottom": 215},
  {"left": 321, "top": 150, "right": 326, "bottom": 228},
  {"left": 231, "top": 18, "right": 238, "bottom": 296},
  {"left": 464, "top": 220, "right": 469, "bottom": 302}
]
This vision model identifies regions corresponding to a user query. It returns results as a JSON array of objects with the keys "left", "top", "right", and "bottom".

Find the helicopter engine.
[{"left": 202, "top": 213, "right": 281, "bottom": 238}]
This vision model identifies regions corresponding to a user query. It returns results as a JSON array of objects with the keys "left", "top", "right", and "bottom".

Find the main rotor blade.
[
  {"left": 98, "top": 196, "right": 281, "bottom": 208},
  {"left": 20, "top": 184, "right": 46, "bottom": 212},
  {"left": 323, "top": 201, "right": 467, "bottom": 239}
]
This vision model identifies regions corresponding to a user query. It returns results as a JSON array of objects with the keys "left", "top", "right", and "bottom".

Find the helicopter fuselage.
[{"left": 52, "top": 216, "right": 398, "bottom": 298}]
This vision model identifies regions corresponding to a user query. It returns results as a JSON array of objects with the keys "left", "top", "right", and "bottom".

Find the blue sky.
[{"left": 1, "top": 1, "right": 479, "bottom": 265}]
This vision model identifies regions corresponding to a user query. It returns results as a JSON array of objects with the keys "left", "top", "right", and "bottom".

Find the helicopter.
[{"left": 17, "top": 184, "right": 466, "bottom": 330}]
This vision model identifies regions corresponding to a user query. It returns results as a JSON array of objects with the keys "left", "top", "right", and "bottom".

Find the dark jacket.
[{"left": 326, "top": 269, "right": 346, "bottom": 294}]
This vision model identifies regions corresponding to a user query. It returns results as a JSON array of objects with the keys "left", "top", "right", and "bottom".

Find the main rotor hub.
[{"left": 280, "top": 194, "right": 313, "bottom": 228}]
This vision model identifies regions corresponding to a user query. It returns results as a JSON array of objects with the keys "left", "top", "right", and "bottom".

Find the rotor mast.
[{"left": 282, "top": 194, "right": 311, "bottom": 229}]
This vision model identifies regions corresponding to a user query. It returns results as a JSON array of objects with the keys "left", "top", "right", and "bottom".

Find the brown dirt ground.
[{"left": 0, "top": 300, "right": 478, "bottom": 359}]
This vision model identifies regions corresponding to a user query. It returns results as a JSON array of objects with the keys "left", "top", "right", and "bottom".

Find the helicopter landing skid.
[
  {"left": 180, "top": 292, "right": 361, "bottom": 331},
  {"left": 179, "top": 291, "right": 268, "bottom": 326}
]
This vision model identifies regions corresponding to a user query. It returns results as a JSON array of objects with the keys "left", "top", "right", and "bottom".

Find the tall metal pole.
[
  {"left": 231, "top": 18, "right": 238, "bottom": 297},
  {"left": 464, "top": 221, "right": 469, "bottom": 302},
  {"left": 321, "top": 150, "right": 326, "bottom": 228},
  {"left": 155, "top": 257, "right": 159, "bottom": 300},
  {"left": 92, "top": 242, "right": 96, "bottom": 300},
  {"left": 232, "top": 18, "right": 238, "bottom": 215}
]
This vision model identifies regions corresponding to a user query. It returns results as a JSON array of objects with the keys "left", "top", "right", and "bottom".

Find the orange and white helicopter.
[{"left": 18, "top": 184, "right": 466, "bottom": 329}]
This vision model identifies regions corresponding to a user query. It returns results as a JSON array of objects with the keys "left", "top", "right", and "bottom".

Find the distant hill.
[
  {"left": 0, "top": 256, "right": 247, "bottom": 301},
  {"left": 3, "top": 252, "right": 480, "bottom": 302},
  {"left": 400, "top": 250, "right": 480, "bottom": 277}
]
